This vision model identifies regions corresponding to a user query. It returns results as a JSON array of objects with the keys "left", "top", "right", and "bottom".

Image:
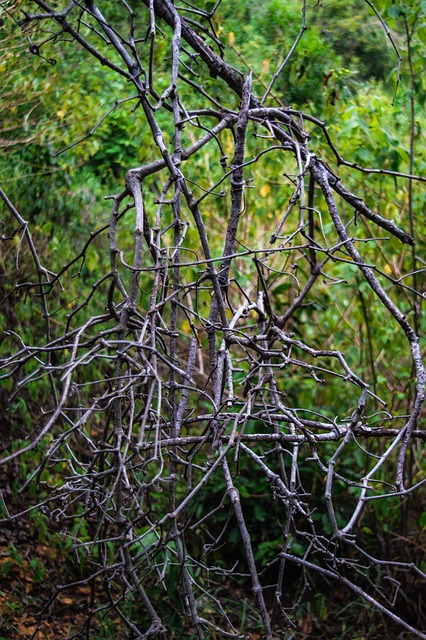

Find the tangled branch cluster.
[{"left": 1, "top": 1, "right": 425, "bottom": 638}]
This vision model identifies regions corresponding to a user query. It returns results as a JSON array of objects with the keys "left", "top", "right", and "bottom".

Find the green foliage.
[
  {"left": 216, "top": 0, "right": 405, "bottom": 110},
  {"left": 314, "top": 0, "right": 395, "bottom": 82},
  {"left": 1, "top": 0, "right": 425, "bottom": 637}
]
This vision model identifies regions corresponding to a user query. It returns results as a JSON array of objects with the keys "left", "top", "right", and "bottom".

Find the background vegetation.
[{"left": 0, "top": 0, "right": 425, "bottom": 638}]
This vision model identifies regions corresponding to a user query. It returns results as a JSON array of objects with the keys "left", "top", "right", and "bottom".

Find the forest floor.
[
  {"left": 0, "top": 426, "right": 421, "bottom": 640},
  {"left": 0, "top": 515, "right": 96, "bottom": 639},
  {"left": 0, "top": 519, "right": 417, "bottom": 640}
]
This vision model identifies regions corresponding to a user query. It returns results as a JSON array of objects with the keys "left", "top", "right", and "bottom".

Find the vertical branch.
[
  {"left": 402, "top": 14, "right": 420, "bottom": 335},
  {"left": 358, "top": 288, "right": 378, "bottom": 403},
  {"left": 219, "top": 72, "right": 252, "bottom": 290},
  {"left": 220, "top": 449, "right": 274, "bottom": 640},
  {"left": 400, "top": 9, "right": 420, "bottom": 553},
  {"left": 208, "top": 73, "right": 251, "bottom": 399}
]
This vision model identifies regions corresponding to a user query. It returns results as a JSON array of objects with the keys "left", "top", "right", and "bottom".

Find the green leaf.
[
  {"left": 1, "top": 560, "right": 13, "bottom": 576},
  {"left": 387, "top": 4, "right": 401, "bottom": 18},
  {"left": 417, "top": 27, "right": 426, "bottom": 43}
]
